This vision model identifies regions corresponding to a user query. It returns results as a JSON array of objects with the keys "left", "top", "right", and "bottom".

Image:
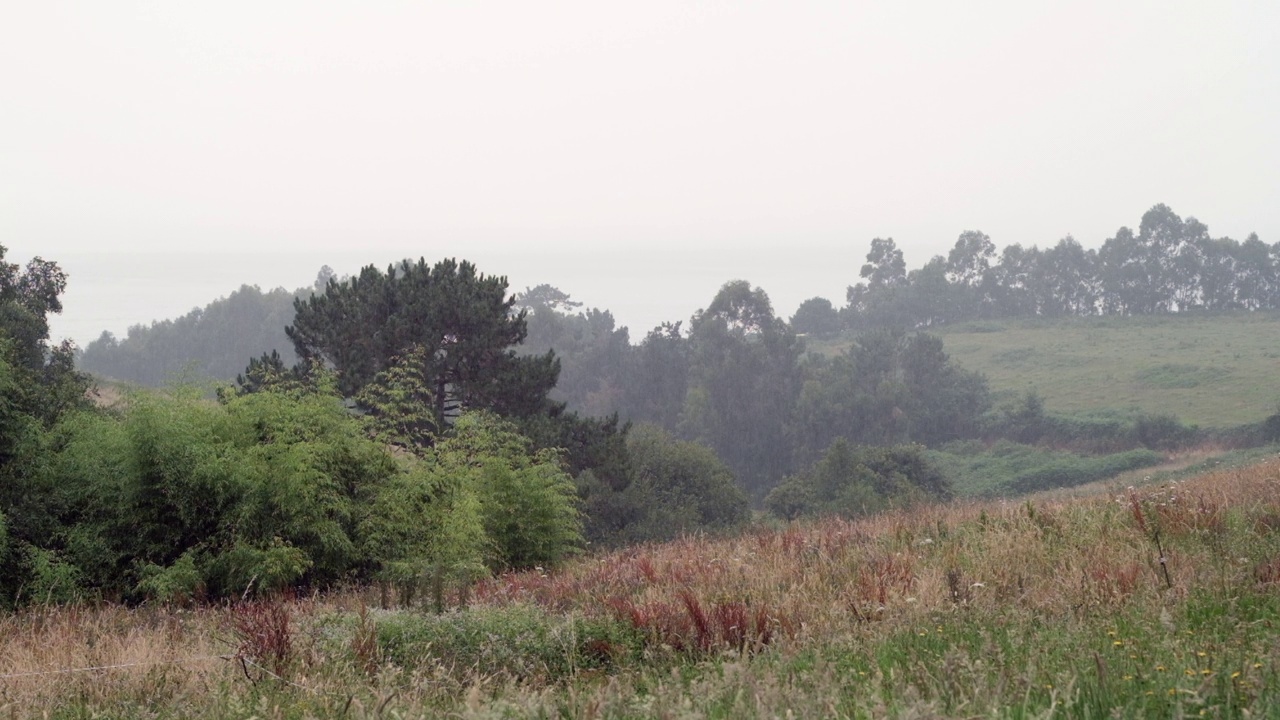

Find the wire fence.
[{"left": 0, "top": 655, "right": 234, "bottom": 680}]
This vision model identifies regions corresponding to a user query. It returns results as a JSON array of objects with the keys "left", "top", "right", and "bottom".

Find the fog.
[{"left": 2, "top": 1, "right": 1276, "bottom": 345}]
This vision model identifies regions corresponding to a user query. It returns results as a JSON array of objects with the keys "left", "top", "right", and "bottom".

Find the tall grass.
[{"left": 4, "top": 460, "right": 1280, "bottom": 717}]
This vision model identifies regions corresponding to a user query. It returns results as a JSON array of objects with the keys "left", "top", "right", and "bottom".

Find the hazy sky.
[{"left": 3, "top": 1, "right": 1277, "bottom": 346}]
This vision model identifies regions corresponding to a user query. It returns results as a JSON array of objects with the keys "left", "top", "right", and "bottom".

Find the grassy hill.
[
  {"left": 5, "top": 460, "right": 1280, "bottom": 717},
  {"left": 810, "top": 312, "right": 1280, "bottom": 428}
]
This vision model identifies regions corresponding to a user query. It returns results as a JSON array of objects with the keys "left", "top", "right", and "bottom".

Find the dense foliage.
[
  {"left": 2, "top": 385, "right": 584, "bottom": 608},
  {"left": 36, "top": 201, "right": 1280, "bottom": 595},
  {"left": 80, "top": 284, "right": 303, "bottom": 384},
  {"left": 577, "top": 423, "right": 750, "bottom": 547},
  {"left": 764, "top": 439, "right": 950, "bottom": 520},
  {"left": 288, "top": 258, "right": 558, "bottom": 418},
  {"left": 0, "top": 248, "right": 594, "bottom": 608},
  {"left": 846, "top": 204, "right": 1277, "bottom": 328}
]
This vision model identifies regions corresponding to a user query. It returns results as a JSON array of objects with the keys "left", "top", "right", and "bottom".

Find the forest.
[{"left": 5, "top": 203, "right": 1280, "bottom": 609}]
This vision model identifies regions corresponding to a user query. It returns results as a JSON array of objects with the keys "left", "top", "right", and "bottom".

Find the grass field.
[
  {"left": 5, "top": 459, "right": 1280, "bottom": 718},
  {"left": 810, "top": 312, "right": 1280, "bottom": 428}
]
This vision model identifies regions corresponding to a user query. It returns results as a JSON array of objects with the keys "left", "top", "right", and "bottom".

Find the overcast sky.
[{"left": 2, "top": 1, "right": 1277, "bottom": 346}]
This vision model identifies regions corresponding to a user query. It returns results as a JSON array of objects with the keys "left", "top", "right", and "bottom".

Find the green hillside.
[{"left": 811, "top": 312, "right": 1280, "bottom": 428}]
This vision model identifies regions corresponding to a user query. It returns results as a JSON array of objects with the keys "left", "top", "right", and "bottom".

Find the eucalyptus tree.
[{"left": 681, "top": 281, "right": 803, "bottom": 498}]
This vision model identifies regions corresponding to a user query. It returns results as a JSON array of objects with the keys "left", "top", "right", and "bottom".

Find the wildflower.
[
  {"left": 1156, "top": 666, "right": 1167, "bottom": 672},
  {"left": 1107, "top": 630, "right": 1117, "bottom": 637},
  {"left": 1254, "top": 663, "right": 1263, "bottom": 669},
  {"left": 1231, "top": 672, "right": 1242, "bottom": 679},
  {"left": 1202, "top": 670, "right": 1212, "bottom": 676},
  {"left": 1185, "top": 669, "right": 1196, "bottom": 677},
  {"left": 1113, "top": 641, "right": 1123, "bottom": 647},
  {"left": 1196, "top": 651, "right": 1207, "bottom": 657}
]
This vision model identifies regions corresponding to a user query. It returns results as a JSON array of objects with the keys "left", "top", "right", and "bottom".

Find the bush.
[
  {"left": 765, "top": 440, "right": 950, "bottom": 520},
  {"left": 370, "top": 605, "right": 638, "bottom": 680},
  {"left": 44, "top": 388, "right": 400, "bottom": 600},
  {"left": 437, "top": 413, "right": 584, "bottom": 573},
  {"left": 579, "top": 423, "right": 749, "bottom": 547}
]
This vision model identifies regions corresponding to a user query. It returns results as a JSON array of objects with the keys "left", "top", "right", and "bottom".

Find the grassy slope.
[
  {"left": 808, "top": 312, "right": 1280, "bottom": 428},
  {"left": 6, "top": 461, "right": 1280, "bottom": 718}
]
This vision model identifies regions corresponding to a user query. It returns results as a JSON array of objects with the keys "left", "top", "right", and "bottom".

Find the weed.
[{"left": 228, "top": 599, "right": 293, "bottom": 679}]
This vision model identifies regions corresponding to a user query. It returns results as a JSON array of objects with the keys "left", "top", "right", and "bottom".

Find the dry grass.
[
  {"left": 4, "top": 461, "right": 1280, "bottom": 717},
  {"left": 0, "top": 604, "right": 234, "bottom": 712}
]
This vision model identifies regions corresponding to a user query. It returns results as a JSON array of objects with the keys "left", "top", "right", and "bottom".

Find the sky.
[{"left": 2, "top": 1, "right": 1277, "bottom": 346}]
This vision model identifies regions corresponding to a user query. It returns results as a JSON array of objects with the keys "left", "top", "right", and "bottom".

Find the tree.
[
  {"left": 790, "top": 297, "right": 842, "bottom": 336},
  {"left": 765, "top": 440, "right": 950, "bottom": 520},
  {"left": 861, "top": 237, "right": 908, "bottom": 289},
  {"left": 516, "top": 286, "right": 630, "bottom": 417},
  {"left": 902, "top": 256, "right": 954, "bottom": 327},
  {"left": 682, "top": 281, "right": 803, "bottom": 497},
  {"left": 80, "top": 284, "right": 303, "bottom": 386},
  {"left": 1234, "top": 234, "right": 1275, "bottom": 310},
  {"left": 618, "top": 322, "right": 689, "bottom": 431},
  {"left": 0, "top": 246, "right": 88, "bottom": 420},
  {"left": 791, "top": 330, "right": 989, "bottom": 458},
  {"left": 623, "top": 423, "right": 749, "bottom": 538},
  {"left": 285, "top": 258, "right": 560, "bottom": 432},
  {"left": 1098, "top": 226, "right": 1153, "bottom": 315},
  {"left": 0, "top": 245, "right": 92, "bottom": 606},
  {"left": 946, "top": 230, "right": 997, "bottom": 318},
  {"left": 1040, "top": 236, "right": 1099, "bottom": 316},
  {"left": 989, "top": 243, "right": 1042, "bottom": 316}
]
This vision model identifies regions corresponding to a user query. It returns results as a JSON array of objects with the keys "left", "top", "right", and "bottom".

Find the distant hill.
[
  {"left": 809, "top": 312, "right": 1280, "bottom": 428},
  {"left": 79, "top": 284, "right": 305, "bottom": 385}
]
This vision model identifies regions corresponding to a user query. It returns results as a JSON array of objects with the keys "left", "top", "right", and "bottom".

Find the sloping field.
[
  {"left": 938, "top": 313, "right": 1280, "bottom": 427},
  {"left": 813, "top": 313, "right": 1280, "bottom": 427},
  {"left": 4, "top": 460, "right": 1280, "bottom": 718}
]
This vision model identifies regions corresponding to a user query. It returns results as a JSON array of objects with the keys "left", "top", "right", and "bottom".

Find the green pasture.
[{"left": 812, "top": 313, "right": 1280, "bottom": 428}]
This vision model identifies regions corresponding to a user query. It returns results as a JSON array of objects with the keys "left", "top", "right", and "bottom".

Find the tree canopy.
[{"left": 285, "top": 258, "right": 560, "bottom": 428}]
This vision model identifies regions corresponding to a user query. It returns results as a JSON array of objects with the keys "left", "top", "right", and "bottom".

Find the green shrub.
[
  {"left": 35, "top": 388, "right": 401, "bottom": 601},
  {"left": 371, "top": 605, "right": 638, "bottom": 680},
  {"left": 437, "top": 412, "right": 584, "bottom": 573},
  {"left": 19, "top": 546, "right": 85, "bottom": 605},
  {"left": 577, "top": 423, "right": 749, "bottom": 547},
  {"left": 766, "top": 440, "right": 949, "bottom": 520}
]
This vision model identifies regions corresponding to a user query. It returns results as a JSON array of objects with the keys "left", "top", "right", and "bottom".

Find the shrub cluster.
[
  {"left": 765, "top": 440, "right": 950, "bottom": 520},
  {"left": 1, "top": 388, "right": 583, "bottom": 609}
]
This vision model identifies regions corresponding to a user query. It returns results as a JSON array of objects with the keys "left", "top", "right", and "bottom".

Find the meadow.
[
  {"left": 4, "top": 457, "right": 1280, "bottom": 718},
  {"left": 941, "top": 313, "right": 1280, "bottom": 428},
  {"left": 810, "top": 312, "right": 1280, "bottom": 428}
]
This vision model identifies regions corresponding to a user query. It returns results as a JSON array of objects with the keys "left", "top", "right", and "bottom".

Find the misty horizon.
[{"left": 3, "top": 2, "right": 1276, "bottom": 346}]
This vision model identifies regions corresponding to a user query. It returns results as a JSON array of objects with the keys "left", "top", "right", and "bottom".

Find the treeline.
[
  {"left": 831, "top": 203, "right": 1276, "bottom": 332},
  {"left": 74, "top": 204, "right": 1276, "bottom": 509},
  {"left": 7, "top": 232, "right": 1257, "bottom": 610},
  {"left": 79, "top": 283, "right": 308, "bottom": 384},
  {"left": 2, "top": 249, "right": 761, "bottom": 608}
]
